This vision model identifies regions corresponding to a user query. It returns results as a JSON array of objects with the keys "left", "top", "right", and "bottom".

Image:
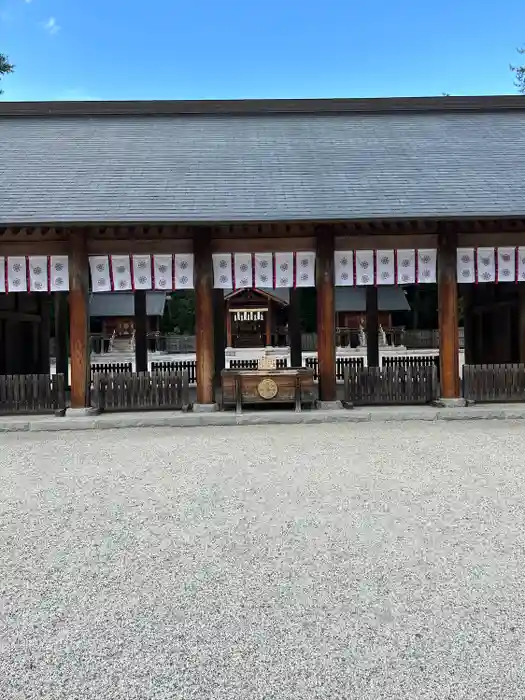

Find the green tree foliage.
[
  {"left": 511, "top": 47, "right": 525, "bottom": 94},
  {"left": 162, "top": 292, "right": 196, "bottom": 334},
  {"left": 0, "top": 53, "right": 14, "bottom": 95}
]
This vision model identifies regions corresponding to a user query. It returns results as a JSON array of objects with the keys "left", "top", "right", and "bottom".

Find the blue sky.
[{"left": 1, "top": 0, "right": 524, "bottom": 101}]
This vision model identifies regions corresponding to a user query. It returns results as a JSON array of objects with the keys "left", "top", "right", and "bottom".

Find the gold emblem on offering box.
[{"left": 258, "top": 377, "right": 278, "bottom": 400}]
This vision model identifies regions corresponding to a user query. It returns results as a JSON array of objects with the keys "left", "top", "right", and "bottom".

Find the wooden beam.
[
  {"left": 438, "top": 229, "right": 460, "bottom": 398},
  {"left": 316, "top": 227, "right": 337, "bottom": 402},
  {"left": 194, "top": 230, "right": 215, "bottom": 404},
  {"left": 69, "top": 230, "right": 90, "bottom": 409},
  {"left": 134, "top": 290, "right": 148, "bottom": 373},
  {"left": 289, "top": 288, "right": 302, "bottom": 368},
  {"left": 366, "top": 286, "right": 379, "bottom": 368}
]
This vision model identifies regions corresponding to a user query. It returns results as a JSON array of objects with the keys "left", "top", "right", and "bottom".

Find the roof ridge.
[{"left": 1, "top": 95, "right": 525, "bottom": 118}]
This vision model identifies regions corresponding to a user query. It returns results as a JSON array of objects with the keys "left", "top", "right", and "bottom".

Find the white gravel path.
[{"left": 1, "top": 422, "right": 525, "bottom": 699}]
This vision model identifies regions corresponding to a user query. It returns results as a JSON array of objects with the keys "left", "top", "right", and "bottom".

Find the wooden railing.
[
  {"left": 91, "top": 362, "right": 133, "bottom": 382},
  {"left": 151, "top": 360, "right": 197, "bottom": 384},
  {"left": 92, "top": 371, "right": 190, "bottom": 412},
  {"left": 463, "top": 364, "right": 525, "bottom": 403},
  {"left": 382, "top": 354, "right": 439, "bottom": 379},
  {"left": 343, "top": 366, "right": 438, "bottom": 406},
  {"left": 305, "top": 356, "right": 365, "bottom": 381},
  {"left": 0, "top": 374, "right": 66, "bottom": 415}
]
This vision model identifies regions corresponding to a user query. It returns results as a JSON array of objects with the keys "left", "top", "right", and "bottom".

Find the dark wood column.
[
  {"left": 289, "top": 288, "right": 302, "bottom": 367},
  {"left": 438, "top": 229, "right": 460, "bottom": 399},
  {"left": 462, "top": 286, "right": 475, "bottom": 365},
  {"left": 194, "top": 230, "right": 215, "bottom": 405},
  {"left": 54, "top": 292, "right": 69, "bottom": 385},
  {"left": 316, "top": 227, "right": 337, "bottom": 402},
  {"left": 134, "top": 290, "right": 148, "bottom": 373},
  {"left": 69, "top": 230, "right": 90, "bottom": 409},
  {"left": 38, "top": 296, "right": 51, "bottom": 374},
  {"left": 226, "top": 306, "right": 233, "bottom": 348},
  {"left": 366, "top": 287, "right": 379, "bottom": 368},
  {"left": 519, "top": 285, "right": 525, "bottom": 364},
  {"left": 213, "top": 289, "right": 225, "bottom": 386},
  {"left": 265, "top": 303, "right": 272, "bottom": 346}
]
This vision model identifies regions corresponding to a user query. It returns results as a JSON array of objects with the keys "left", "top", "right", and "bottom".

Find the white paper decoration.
[
  {"left": 0, "top": 257, "right": 5, "bottom": 293},
  {"left": 111, "top": 255, "right": 132, "bottom": 292},
  {"left": 234, "top": 253, "right": 253, "bottom": 289},
  {"left": 417, "top": 249, "right": 437, "bottom": 284},
  {"left": 396, "top": 249, "right": 416, "bottom": 285},
  {"left": 376, "top": 250, "right": 395, "bottom": 285},
  {"left": 152, "top": 254, "right": 173, "bottom": 291},
  {"left": 355, "top": 251, "right": 374, "bottom": 286},
  {"left": 497, "top": 247, "right": 516, "bottom": 282},
  {"left": 457, "top": 248, "right": 475, "bottom": 284},
  {"left": 274, "top": 252, "right": 294, "bottom": 288},
  {"left": 253, "top": 253, "right": 273, "bottom": 288},
  {"left": 295, "top": 252, "right": 316, "bottom": 287},
  {"left": 7, "top": 256, "right": 28, "bottom": 293},
  {"left": 212, "top": 254, "right": 233, "bottom": 289},
  {"left": 28, "top": 255, "right": 48, "bottom": 292},
  {"left": 89, "top": 255, "right": 111, "bottom": 292},
  {"left": 132, "top": 255, "right": 152, "bottom": 290},
  {"left": 174, "top": 254, "right": 194, "bottom": 289},
  {"left": 334, "top": 251, "right": 354, "bottom": 286},
  {"left": 475, "top": 248, "right": 496, "bottom": 283}
]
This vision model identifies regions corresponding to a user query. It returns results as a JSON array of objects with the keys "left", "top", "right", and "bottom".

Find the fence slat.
[
  {"left": 0, "top": 373, "right": 66, "bottom": 415},
  {"left": 463, "top": 363, "right": 525, "bottom": 402},
  {"left": 344, "top": 366, "right": 437, "bottom": 405},
  {"left": 92, "top": 370, "right": 189, "bottom": 412}
]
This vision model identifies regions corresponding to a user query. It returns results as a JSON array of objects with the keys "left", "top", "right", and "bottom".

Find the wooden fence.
[
  {"left": 91, "top": 362, "right": 133, "bottom": 382},
  {"left": 305, "top": 356, "right": 365, "bottom": 381},
  {"left": 382, "top": 354, "right": 439, "bottom": 378},
  {"left": 150, "top": 360, "right": 197, "bottom": 384},
  {"left": 0, "top": 374, "right": 66, "bottom": 415},
  {"left": 92, "top": 371, "right": 190, "bottom": 412},
  {"left": 343, "top": 366, "right": 438, "bottom": 406},
  {"left": 463, "top": 364, "right": 525, "bottom": 403}
]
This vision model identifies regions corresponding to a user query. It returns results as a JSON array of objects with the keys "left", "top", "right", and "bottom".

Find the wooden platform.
[{"left": 221, "top": 368, "right": 315, "bottom": 412}]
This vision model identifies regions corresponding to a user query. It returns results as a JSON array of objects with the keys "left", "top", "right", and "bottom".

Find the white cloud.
[{"left": 43, "top": 16, "right": 59, "bottom": 34}]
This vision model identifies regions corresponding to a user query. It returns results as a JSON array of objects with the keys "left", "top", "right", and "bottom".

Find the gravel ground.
[{"left": 1, "top": 422, "right": 525, "bottom": 700}]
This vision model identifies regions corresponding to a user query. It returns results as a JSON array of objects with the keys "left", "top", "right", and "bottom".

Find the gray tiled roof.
[
  {"left": 89, "top": 292, "right": 167, "bottom": 317},
  {"left": 335, "top": 287, "right": 410, "bottom": 312},
  {"left": 2, "top": 104, "right": 525, "bottom": 224}
]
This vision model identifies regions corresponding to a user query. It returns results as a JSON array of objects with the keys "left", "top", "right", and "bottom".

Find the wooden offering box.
[{"left": 221, "top": 368, "right": 315, "bottom": 412}]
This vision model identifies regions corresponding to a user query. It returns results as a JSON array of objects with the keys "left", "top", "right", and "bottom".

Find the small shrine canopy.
[{"left": 89, "top": 292, "right": 167, "bottom": 317}]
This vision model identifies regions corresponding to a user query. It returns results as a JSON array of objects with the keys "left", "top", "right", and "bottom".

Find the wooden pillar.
[
  {"left": 226, "top": 306, "right": 232, "bottom": 348},
  {"left": 134, "top": 290, "right": 148, "bottom": 373},
  {"left": 289, "top": 288, "right": 302, "bottom": 367},
  {"left": 519, "top": 285, "right": 525, "bottom": 364},
  {"left": 462, "top": 285, "right": 475, "bottom": 365},
  {"left": 265, "top": 303, "right": 272, "bottom": 346},
  {"left": 213, "top": 289, "right": 225, "bottom": 385},
  {"left": 316, "top": 227, "right": 337, "bottom": 402},
  {"left": 438, "top": 229, "right": 460, "bottom": 399},
  {"left": 69, "top": 229, "right": 90, "bottom": 409},
  {"left": 366, "top": 286, "right": 379, "bottom": 368},
  {"left": 54, "top": 292, "right": 69, "bottom": 385},
  {"left": 194, "top": 230, "right": 215, "bottom": 405},
  {"left": 38, "top": 296, "right": 51, "bottom": 374}
]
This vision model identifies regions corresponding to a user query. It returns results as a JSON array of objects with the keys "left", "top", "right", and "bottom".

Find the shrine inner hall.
[{"left": 2, "top": 95, "right": 525, "bottom": 412}]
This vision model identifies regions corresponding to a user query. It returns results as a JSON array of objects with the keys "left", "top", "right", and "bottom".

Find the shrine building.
[{"left": 1, "top": 96, "right": 525, "bottom": 411}]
